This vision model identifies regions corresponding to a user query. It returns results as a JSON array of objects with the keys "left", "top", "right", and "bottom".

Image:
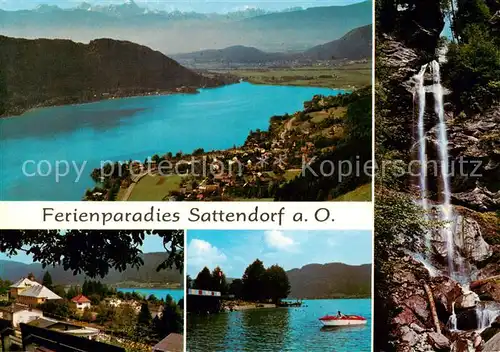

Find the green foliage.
[
  {"left": 82, "top": 307, "right": 93, "bottom": 321},
  {"left": 444, "top": 25, "right": 500, "bottom": 110},
  {"left": 0, "top": 278, "right": 13, "bottom": 295},
  {"left": 443, "top": 0, "right": 500, "bottom": 111},
  {"left": 0, "top": 230, "right": 184, "bottom": 278},
  {"left": 242, "top": 259, "right": 267, "bottom": 301},
  {"left": 137, "top": 303, "right": 152, "bottom": 326},
  {"left": 265, "top": 265, "right": 291, "bottom": 304},
  {"left": 193, "top": 267, "right": 212, "bottom": 290},
  {"left": 275, "top": 87, "right": 372, "bottom": 201},
  {"left": 152, "top": 294, "right": 183, "bottom": 338},
  {"left": 39, "top": 300, "right": 71, "bottom": 318},
  {"left": 228, "top": 279, "right": 243, "bottom": 299},
  {"left": 42, "top": 271, "right": 53, "bottom": 289},
  {"left": 211, "top": 267, "right": 228, "bottom": 294},
  {"left": 453, "top": 0, "right": 492, "bottom": 40}
]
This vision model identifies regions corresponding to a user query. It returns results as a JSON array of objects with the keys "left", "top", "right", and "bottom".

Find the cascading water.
[
  {"left": 415, "top": 64, "right": 430, "bottom": 251},
  {"left": 475, "top": 303, "right": 500, "bottom": 331},
  {"left": 431, "top": 60, "right": 454, "bottom": 277},
  {"left": 448, "top": 301, "right": 457, "bottom": 331}
]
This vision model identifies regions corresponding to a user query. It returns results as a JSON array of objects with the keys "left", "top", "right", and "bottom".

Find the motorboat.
[{"left": 319, "top": 314, "right": 367, "bottom": 326}]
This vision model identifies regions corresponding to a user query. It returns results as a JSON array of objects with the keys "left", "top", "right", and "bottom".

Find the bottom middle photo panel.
[{"left": 185, "top": 229, "right": 373, "bottom": 352}]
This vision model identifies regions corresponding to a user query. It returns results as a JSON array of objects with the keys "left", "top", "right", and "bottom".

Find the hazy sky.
[
  {"left": 0, "top": 233, "right": 166, "bottom": 264},
  {"left": 187, "top": 230, "right": 372, "bottom": 278},
  {"left": 0, "top": 0, "right": 365, "bottom": 12}
]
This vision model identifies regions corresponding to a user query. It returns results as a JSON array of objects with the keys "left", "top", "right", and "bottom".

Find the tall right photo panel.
[{"left": 375, "top": 1, "right": 500, "bottom": 352}]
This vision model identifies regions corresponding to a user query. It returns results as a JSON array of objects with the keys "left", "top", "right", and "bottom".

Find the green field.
[
  {"left": 222, "top": 61, "right": 371, "bottom": 89},
  {"left": 128, "top": 174, "right": 183, "bottom": 201},
  {"left": 333, "top": 183, "right": 372, "bottom": 201}
]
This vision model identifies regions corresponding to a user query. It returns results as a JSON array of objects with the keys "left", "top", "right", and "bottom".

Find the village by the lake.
[
  {"left": 0, "top": 0, "right": 372, "bottom": 202},
  {"left": 0, "top": 230, "right": 184, "bottom": 352}
]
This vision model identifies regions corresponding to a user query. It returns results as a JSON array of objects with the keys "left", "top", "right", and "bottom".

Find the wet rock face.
[
  {"left": 456, "top": 291, "right": 480, "bottom": 310},
  {"left": 432, "top": 277, "right": 462, "bottom": 317},
  {"left": 443, "top": 107, "right": 500, "bottom": 212},
  {"left": 476, "top": 282, "right": 500, "bottom": 302},
  {"left": 430, "top": 206, "right": 492, "bottom": 264},
  {"left": 450, "top": 331, "right": 484, "bottom": 352},
  {"left": 428, "top": 331, "right": 451, "bottom": 350},
  {"left": 453, "top": 215, "right": 492, "bottom": 263}
]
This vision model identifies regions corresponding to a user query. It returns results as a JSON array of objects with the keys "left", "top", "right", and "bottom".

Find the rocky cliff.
[{"left": 375, "top": 1, "right": 500, "bottom": 351}]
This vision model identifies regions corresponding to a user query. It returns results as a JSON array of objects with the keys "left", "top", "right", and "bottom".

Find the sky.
[
  {"left": 0, "top": 0, "right": 365, "bottom": 12},
  {"left": 0, "top": 233, "right": 166, "bottom": 264},
  {"left": 187, "top": 230, "right": 372, "bottom": 278}
]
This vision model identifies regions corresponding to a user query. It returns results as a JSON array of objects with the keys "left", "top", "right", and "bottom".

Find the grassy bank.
[{"left": 217, "top": 61, "right": 371, "bottom": 89}]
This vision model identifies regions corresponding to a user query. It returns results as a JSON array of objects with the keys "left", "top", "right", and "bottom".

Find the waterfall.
[
  {"left": 415, "top": 64, "right": 430, "bottom": 251},
  {"left": 448, "top": 301, "right": 457, "bottom": 331},
  {"left": 431, "top": 60, "right": 454, "bottom": 276},
  {"left": 476, "top": 303, "right": 500, "bottom": 331}
]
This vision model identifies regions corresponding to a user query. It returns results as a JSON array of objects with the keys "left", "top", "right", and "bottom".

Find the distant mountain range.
[
  {"left": 286, "top": 263, "right": 371, "bottom": 299},
  {"left": 172, "top": 24, "right": 372, "bottom": 66},
  {"left": 0, "top": 1, "right": 372, "bottom": 53},
  {"left": 0, "top": 252, "right": 182, "bottom": 286},
  {"left": 0, "top": 35, "right": 233, "bottom": 116}
]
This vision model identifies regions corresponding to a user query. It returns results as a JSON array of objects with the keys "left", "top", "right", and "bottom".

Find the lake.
[
  {"left": 0, "top": 83, "right": 341, "bottom": 200},
  {"left": 187, "top": 299, "right": 371, "bottom": 351},
  {"left": 117, "top": 288, "right": 184, "bottom": 302}
]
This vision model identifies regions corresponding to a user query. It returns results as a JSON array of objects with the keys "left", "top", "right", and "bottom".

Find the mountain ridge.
[
  {"left": 0, "top": 252, "right": 183, "bottom": 286},
  {"left": 0, "top": 1, "right": 372, "bottom": 53},
  {"left": 286, "top": 262, "right": 371, "bottom": 299},
  {"left": 172, "top": 24, "right": 372, "bottom": 65},
  {"left": 0, "top": 35, "right": 233, "bottom": 117}
]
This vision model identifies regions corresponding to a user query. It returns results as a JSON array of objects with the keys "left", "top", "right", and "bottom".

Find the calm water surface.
[
  {"left": 117, "top": 288, "right": 183, "bottom": 302},
  {"left": 187, "top": 299, "right": 371, "bottom": 352},
  {"left": 0, "top": 83, "right": 341, "bottom": 200}
]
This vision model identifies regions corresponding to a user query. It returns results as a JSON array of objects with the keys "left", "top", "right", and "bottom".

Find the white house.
[
  {"left": 0, "top": 303, "right": 44, "bottom": 327},
  {"left": 70, "top": 294, "right": 91, "bottom": 310}
]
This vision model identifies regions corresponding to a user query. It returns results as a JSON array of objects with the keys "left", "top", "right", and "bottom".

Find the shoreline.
[{"left": 0, "top": 87, "right": 202, "bottom": 119}]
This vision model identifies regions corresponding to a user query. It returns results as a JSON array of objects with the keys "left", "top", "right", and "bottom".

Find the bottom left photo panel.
[{"left": 0, "top": 230, "right": 185, "bottom": 352}]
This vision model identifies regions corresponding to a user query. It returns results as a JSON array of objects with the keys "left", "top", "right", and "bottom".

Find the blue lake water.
[
  {"left": 187, "top": 298, "right": 371, "bottom": 351},
  {"left": 117, "top": 288, "right": 184, "bottom": 302},
  {"left": 0, "top": 82, "right": 341, "bottom": 200}
]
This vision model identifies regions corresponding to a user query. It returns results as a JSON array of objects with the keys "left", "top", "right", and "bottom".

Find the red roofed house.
[{"left": 71, "top": 294, "right": 91, "bottom": 311}]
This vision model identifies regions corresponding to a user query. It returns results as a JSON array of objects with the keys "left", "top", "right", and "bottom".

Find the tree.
[
  {"left": 42, "top": 271, "right": 53, "bottom": 289},
  {"left": 186, "top": 275, "right": 193, "bottom": 289},
  {"left": 0, "top": 230, "right": 184, "bottom": 278},
  {"left": 193, "top": 267, "right": 212, "bottom": 290},
  {"left": 39, "top": 300, "right": 70, "bottom": 318},
  {"left": 211, "top": 267, "right": 227, "bottom": 294},
  {"left": 265, "top": 265, "right": 291, "bottom": 304},
  {"left": 82, "top": 307, "right": 93, "bottom": 321},
  {"left": 153, "top": 294, "right": 183, "bottom": 338},
  {"left": 242, "top": 259, "right": 267, "bottom": 301},
  {"left": 228, "top": 279, "right": 243, "bottom": 299},
  {"left": 137, "top": 303, "right": 152, "bottom": 326}
]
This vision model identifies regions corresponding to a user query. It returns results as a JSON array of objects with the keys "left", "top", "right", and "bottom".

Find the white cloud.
[
  {"left": 264, "top": 230, "right": 298, "bottom": 252},
  {"left": 188, "top": 239, "right": 227, "bottom": 273}
]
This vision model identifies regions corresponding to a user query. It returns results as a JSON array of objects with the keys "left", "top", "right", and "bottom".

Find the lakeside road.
[{"left": 120, "top": 171, "right": 148, "bottom": 201}]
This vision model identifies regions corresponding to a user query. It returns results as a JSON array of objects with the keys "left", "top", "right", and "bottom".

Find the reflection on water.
[{"left": 187, "top": 299, "right": 371, "bottom": 352}]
